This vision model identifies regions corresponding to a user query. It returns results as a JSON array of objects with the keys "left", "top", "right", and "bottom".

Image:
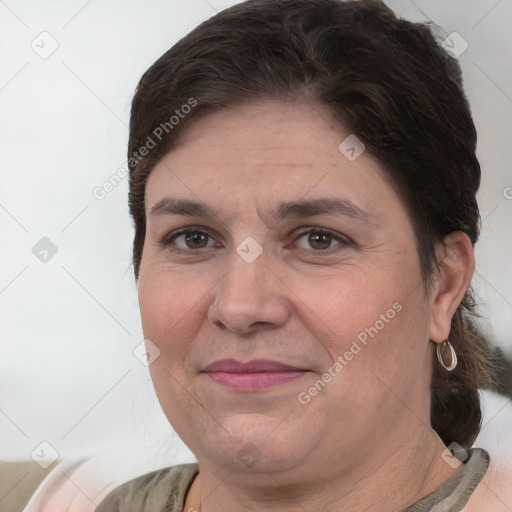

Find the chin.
[{"left": 191, "top": 413, "right": 322, "bottom": 473}]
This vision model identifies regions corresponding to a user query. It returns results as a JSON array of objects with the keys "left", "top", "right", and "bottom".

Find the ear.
[{"left": 428, "top": 232, "right": 475, "bottom": 343}]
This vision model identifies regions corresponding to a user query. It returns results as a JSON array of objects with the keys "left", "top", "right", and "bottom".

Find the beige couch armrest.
[{"left": 0, "top": 460, "right": 59, "bottom": 512}]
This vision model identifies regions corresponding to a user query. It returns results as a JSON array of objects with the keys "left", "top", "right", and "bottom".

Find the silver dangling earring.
[{"left": 436, "top": 339, "right": 457, "bottom": 371}]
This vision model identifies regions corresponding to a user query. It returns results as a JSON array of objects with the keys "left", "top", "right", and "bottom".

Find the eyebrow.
[{"left": 148, "top": 197, "right": 369, "bottom": 223}]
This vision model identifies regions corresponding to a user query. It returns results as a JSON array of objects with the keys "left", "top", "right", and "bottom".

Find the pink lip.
[{"left": 203, "top": 359, "right": 307, "bottom": 391}]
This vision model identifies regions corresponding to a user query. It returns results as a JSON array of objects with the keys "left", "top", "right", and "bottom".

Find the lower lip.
[{"left": 206, "top": 370, "right": 306, "bottom": 391}]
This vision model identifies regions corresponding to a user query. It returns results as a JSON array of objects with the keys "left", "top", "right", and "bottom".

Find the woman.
[{"left": 96, "top": 0, "right": 496, "bottom": 510}]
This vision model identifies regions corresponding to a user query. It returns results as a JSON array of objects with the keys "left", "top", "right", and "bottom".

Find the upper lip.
[{"left": 203, "top": 359, "right": 306, "bottom": 373}]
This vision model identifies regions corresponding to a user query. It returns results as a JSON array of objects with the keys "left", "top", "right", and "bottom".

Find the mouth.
[{"left": 202, "top": 359, "right": 308, "bottom": 391}]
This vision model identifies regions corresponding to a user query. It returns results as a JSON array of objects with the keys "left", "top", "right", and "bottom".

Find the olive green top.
[{"left": 95, "top": 448, "right": 490, "bottom": 512}]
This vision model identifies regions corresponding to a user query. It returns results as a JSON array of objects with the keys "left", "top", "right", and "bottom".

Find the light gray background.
[{"left": 1, "top": 0, "right": 511, "bottom": 461}]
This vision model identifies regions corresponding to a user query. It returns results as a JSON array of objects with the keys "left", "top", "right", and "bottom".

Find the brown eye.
[
  {"left": 294, "top": 229, "right": 346, "bottom": 251},
  {"left": 184, "top": 232, "right": 209, "bottom": 249},
  {"left": 167, "top": 230, "right": 216, "bottom": 250},
  {"left": 307, "top": 232, "right": 332, "bottom": 250}
]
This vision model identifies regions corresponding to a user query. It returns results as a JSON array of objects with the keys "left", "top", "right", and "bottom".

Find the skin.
[{"left": 137, "top": 100, "right": 476, "bottom": 512}]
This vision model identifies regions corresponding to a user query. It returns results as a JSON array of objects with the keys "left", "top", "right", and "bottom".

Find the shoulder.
[
  {"left": 462, "top": 451, "right": 512, "bottom": 512},
  {"left": 464, "top": 391, "right": 512, "bottom": 511},
  {"left": 95, "top": 463, "right": 199, "bottom": 512}
]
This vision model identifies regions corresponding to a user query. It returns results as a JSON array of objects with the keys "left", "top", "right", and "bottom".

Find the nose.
[{"left": 207, "top": 249, "right": 291, "bottom": 335}]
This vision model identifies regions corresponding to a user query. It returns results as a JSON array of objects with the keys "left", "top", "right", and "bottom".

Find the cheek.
[
  {"left": 293, "top": 271, "right": 395, "bottom": 352},
  {"left": 293, "top": 264, "right": 425, "bottom": 396},
  {"left": 138, "top": 270, "right": 206, "bottom": 360},
  {"left": 138, "top": 271, "right": 206, "bottom": 435}
]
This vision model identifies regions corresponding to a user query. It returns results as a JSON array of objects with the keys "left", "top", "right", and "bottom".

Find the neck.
[{"left": 184, "top": 427, "right": 459, "bottom": 512}]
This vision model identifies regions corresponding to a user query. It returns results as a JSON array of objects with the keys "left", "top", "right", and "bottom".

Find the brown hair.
[{"left": 127, "top": 0, "right": 493, "bottom": 447}]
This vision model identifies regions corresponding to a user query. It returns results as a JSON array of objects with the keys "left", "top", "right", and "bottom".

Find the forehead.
[
  {"left": 145, "top": 100, "right": 399, "bottom": 221},
  {"left": 168, "top": 100, "right": 346, "bottom": 166}
]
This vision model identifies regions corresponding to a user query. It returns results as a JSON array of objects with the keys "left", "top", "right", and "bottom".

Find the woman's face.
[{"left": 138, "top": 101, "right": 439, "bottom": 477}]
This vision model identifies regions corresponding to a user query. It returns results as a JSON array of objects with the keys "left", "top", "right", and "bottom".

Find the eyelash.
[{"left": 159, "top": 226, "right": 351, "bottom": 254}]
